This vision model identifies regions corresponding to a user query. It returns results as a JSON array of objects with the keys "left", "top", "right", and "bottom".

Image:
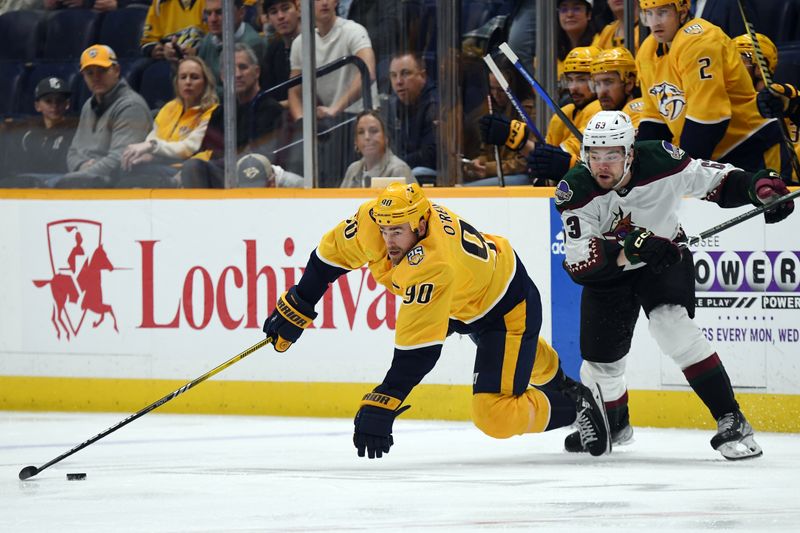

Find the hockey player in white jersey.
[{"left": 555, "top": 110, "right": 794, "bottom": 460}]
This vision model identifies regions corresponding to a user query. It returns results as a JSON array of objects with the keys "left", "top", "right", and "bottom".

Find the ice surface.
[{"left": 2, "top": 411, "right": 798, "bottom": 532}]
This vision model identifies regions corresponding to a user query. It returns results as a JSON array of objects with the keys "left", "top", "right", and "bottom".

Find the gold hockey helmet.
[
  {"left": 563, "top": 46, "right": 604, "bottom": 74},
  {"left": 373, "top": 182, "right": 431, "bottom": 231},
  {"left": 639, "top": 0, "right": 691, "bottom": 10},
  {"left": 591, "top": 47, "right": 638, "bottom": 84},
  {"left": 733, "top": 33, "right": 778, "bottom": 74}
]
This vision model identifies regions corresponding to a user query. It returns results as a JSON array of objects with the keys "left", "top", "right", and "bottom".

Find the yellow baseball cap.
[{"left": 80, "top": 44, "right": 118, "bottom": 71}]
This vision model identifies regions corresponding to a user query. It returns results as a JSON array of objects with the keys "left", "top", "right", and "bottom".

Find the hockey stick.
[
  {"left": 736, "top": 0, "right": 800, "bottom": 184},
  {"left": 498, "top": 42, "right": 584, "bottom": 142},
  {"left": 18, "top": 338, "right": 270, "bottom": 480},
  {"left": 485, "top": 92, "right": 506, "bottom": 187},
  {"left": 482, "top": 53, "right": 545, "bottom": 143},
  {"left": 684, "top": 188, "right": 800, "bottom": 246}
]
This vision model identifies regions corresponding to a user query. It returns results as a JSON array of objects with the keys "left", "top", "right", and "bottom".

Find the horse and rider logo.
[{"left": 32, "top": 219, "right": 120, "bottom": 340}]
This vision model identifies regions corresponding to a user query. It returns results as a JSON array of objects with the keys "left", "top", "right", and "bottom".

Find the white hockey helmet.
[{"left": 581, "top": 110, "right": 636, "bottom": 187}]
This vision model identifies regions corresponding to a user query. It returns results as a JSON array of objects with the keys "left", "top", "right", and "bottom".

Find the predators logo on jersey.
[
  {"left": 407, "top": 246, "right": 424, "bottom": 266},
  {"left": 649, "top": 81, "right": 686, "bottom": 121}
]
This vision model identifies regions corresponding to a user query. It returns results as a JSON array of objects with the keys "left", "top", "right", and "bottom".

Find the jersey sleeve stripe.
[
  {"left": 394, "top": 340, "right": 445, "bottom": 350},
  {"left": 314, "top": 248, "right": 351, "bottom": 270}
]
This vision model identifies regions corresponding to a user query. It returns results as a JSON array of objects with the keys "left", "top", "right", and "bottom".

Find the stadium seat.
[
  {"left": 138, "top": 60, "right": 175, "bottom": 110},
  {"left": 0, "top": 61, "right": 26, "bottom": 117},
  {"left": 775, "top": 1, "right": 800, "bottom": 43},
  {"left": 96, "top": 5, "right": 149, "bottom": 58},
  {"left": 42, "top": 9, "right": 100, "bottom": 60},
  {"left": 0, "top": 10, "right": 47, "bottom": 61},
  {"left": 15, "top": 61, "right": 81, "bottom": 116},
  {"left": 775, "top": 43, "right": 800, "bottom": 89}
]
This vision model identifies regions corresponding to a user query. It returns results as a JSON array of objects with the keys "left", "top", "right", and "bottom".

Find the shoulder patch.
[
  {"left": 554, "top": 180, "right": 574, "bottom": 205},
  {"left": 661, "top": 141, "right": 685, "bottom": 159},
  {"left": 683, "top": 23, "right": 703, "bottom": 35},
  {"left": 627, "top": 100, "right": 644, "bottom": 112},
  {"left": 406, "top": 245, "right": 424, "bottom": 266}
]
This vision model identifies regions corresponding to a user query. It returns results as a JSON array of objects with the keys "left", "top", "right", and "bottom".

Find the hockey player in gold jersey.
[
  {"left": 591, "top": 47, "right": 644, "bottom": 128},
  {"left": 636, "top": 0, "right": 782, "bottom": 172},
  {"left": 263, "top": 183, "right": 611, "bottom": 458}
]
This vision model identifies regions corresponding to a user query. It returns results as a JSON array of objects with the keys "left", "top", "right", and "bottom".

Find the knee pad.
[
  {"left": 472, "top": 390, "right": 550, "bottom": 439},
  {"left": 648, "top": 304, "right": 712, "bottom": 369},
  {"left": 579, "top": 358, "right": 628, "bottom": 403}
]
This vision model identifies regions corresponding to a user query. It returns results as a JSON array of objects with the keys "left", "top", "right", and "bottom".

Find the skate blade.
[
  {"left": 717, "top": 435, "right": 763, "bottom": 461},
  {"left": 590, "top": 384, "right": 612, "bottom": 456}
]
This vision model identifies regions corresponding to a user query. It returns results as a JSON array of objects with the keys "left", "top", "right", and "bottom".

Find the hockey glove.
[
  {"left": 757, "top": 83, "right": 800, "bottom": 121},
  {"left": 479, "top": 114, "right": 529, "bottom": 151},
  {"left": 527, "top": 143, "right": 572, "bottom": 180},
  {"left": 262, "top": 286, "right": 317, "bottom": 352},
  {"left": 749, "top": 169, "right": 794, "bottom": 224},
  {"left": 623, "top": 229, "right": 682, "bottom": 273},
  {"left": 353, "top": 392, "right": 411, "bottom": 459}
]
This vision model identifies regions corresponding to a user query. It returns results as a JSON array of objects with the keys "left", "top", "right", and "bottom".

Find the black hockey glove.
[
  {"left": 527, "top": 143, "right": 572, "bottom": 180},
  {"left": 479, "top": 114, "right": 529, "bottom": 151},
  {"left": 623, "top": 229, "right": 682, "bottom": 274},
  {"left": 353, "top": 392, "right": 411, "bottom": 459},
  {"left": 262, "top": 286, "right": 317, "bottom": 352},
  {"left": 757, "top": 83, "right": 800, "bottom": 122},
  {"left": 749, "top": 169, "right": 794, "bottom": 224}
]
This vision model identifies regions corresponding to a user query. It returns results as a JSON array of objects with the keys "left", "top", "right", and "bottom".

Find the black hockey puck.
[{"left": 66, "top": 473, "right": 86, "bottom": 481}]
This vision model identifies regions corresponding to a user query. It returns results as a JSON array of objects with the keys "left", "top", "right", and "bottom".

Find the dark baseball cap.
[
  {"left": 263, "top": 0, "right": 294, "bottom": 10},
  {"left": 35, "top": 77, "right": 71, "bottom": 100}
]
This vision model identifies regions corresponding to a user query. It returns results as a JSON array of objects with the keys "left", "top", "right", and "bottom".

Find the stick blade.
[{"left": 19, "top": 466, "right": 39, "bottom": 480}]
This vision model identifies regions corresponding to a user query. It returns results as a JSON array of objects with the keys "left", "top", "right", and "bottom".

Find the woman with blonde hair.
[
  {"left": 118, "top": 56, "right": 219, "bottom": 187},
  {"left": 340, "top": 110, "right": 415, "bottom": 188}
]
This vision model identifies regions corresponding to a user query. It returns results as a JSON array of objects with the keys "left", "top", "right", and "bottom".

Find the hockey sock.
[
  {"left": 541, "top": 388, "right": 578, "bottom": 431},
  {"left": 682, "top": 353, "right": 739, "bottom": 420},
  {"left": 606, "top": 391, "right": 630, "bottom": 432}
]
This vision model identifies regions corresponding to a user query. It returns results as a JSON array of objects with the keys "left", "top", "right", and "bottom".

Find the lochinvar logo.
[{"left": 32, "top": 219, "right": 120, "bottom": 340}]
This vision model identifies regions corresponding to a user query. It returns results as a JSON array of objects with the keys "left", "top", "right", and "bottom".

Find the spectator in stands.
[
  {"left": 384, "top": 52, "right": 439, "bottom": 178},
  {"left": 287, "top": 0, "right": 376, "bottom": 121},
  {"left": 0, "top": 77, "right": 77, "bottom": 187},
  {"left": 117, "top": 57, "right": 218, "bottom": 188},
  {"left": 57, "top": 44, "right": 151, "bottom": 188},
  {"left": 694, "top": 0, "right": 760, "bottom": 39},
  {"left": 140, "top": 0, "right": 206, "bottom": 61},
  {"left": 197, "top": 0, "right": 266, "bottom": 100},
  {"left": 287, "top": 0, "right": 377, "bottom": 186},
  {"left": 590, "top": 47, "right": 643, "bottom": 126},
  {"left": 340, "top": 110, "right": 414, "bottom": 188},
  {"left": 592, "top": 0, "right": 640, "bottom": 54},
  {"left": 179, "top": 43, "right": 301, "bottom": 188},
  {"left": 260, "top": 0, "right": 300, "bottom": 106},
  {"left": 507, "top": 0, "right": 537, "bottom": 73},
  {"left": 1, "top": 0, "right": 42, "bottom": 14},
  {"left": 463, "top": 68, "right": 532, "bottom": 186},
  {"left": 341, "top": 0, "right": 401, "bottom": 70},
  {"left": 636, "top": 0, "right": 781, "bottom": 172},
  {"left": 557, "top": 0, "right": 598, "bottom": 86}
]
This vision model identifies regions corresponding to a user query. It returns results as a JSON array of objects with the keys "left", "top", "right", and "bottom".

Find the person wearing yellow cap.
[
  {"left": 635, "top": 0, "right": 782, "bottom": 173},
  {"left": 57, "top": 44, "right": 151, "bottom": 188},
  {"left": 262, "top": 182, "right": 613, "bottom": 459}
]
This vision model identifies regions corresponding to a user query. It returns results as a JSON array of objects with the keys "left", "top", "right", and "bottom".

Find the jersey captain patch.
[
  {"left": 406, "top": 245, "right": 424, "bottom": 266},
  {"left": 661, "top": 141, "right": 685, "bottom": 160},
  {"left": 649, "top": 81, "right": 686, "bottom": 121},
  {"left": 554, "top": 180, "right": 574, "bottom": 205}
]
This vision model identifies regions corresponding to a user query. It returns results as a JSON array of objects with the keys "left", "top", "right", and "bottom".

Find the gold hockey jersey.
[
  {"left": 316, "top": 199, "right": 517, "bottom": 349},
  {"left": 547, "top": 99, "right": 602, "bottom": 163},
  {"left": 635, "top": 18, "right": 774, "bottom": 161}
]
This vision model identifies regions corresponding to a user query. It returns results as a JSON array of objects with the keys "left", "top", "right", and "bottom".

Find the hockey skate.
[
  {"left": 565, "top": 402, "right": 633, "bottom": 453},
  {"left": 562, "top": 379, "right": 611, "bottom": 456},
  {"left": 710, "top": 410, "right": 763, "bottom": 461}
]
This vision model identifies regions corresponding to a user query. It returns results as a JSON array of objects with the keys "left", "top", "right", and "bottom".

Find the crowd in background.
[{"left": 0, "top": 0, "right": 797, "bottom": 188}]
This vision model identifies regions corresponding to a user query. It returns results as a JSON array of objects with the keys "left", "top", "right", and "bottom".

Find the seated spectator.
[
  {"left": 340, "top": 110, "right": 414, "bottom": 188},
  {"left": 37, "top": 45, "right": 148, "bottom": 188},
  {"left": 592, "top": 0, "right": 640, "bottom": 54},
  {"left": 463, "top": 69, "right": 532, "bottom": 187},
  {"left": 197, "top": 0, "right": 266, "bottom": 100},
  {"left": 0, "top": 77, "right": 77, "bottom": 187},
  {"left": 260, "top": 0, "right": 301, "bottom": 106},
  {"left": 117, "top": 57, "right": 218, "bottom": 188},
  {"left": 179, "top": 43, "right": 301, "bottom": 188},
  {"left": 384, "top": 52, "right": 439, "bottom": 177},
  {"left": 557, "top": 0, "right": 598, "bottom": 101},
  {"left": 140, "top": 0, "right": 206, "bottom": 61}
]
